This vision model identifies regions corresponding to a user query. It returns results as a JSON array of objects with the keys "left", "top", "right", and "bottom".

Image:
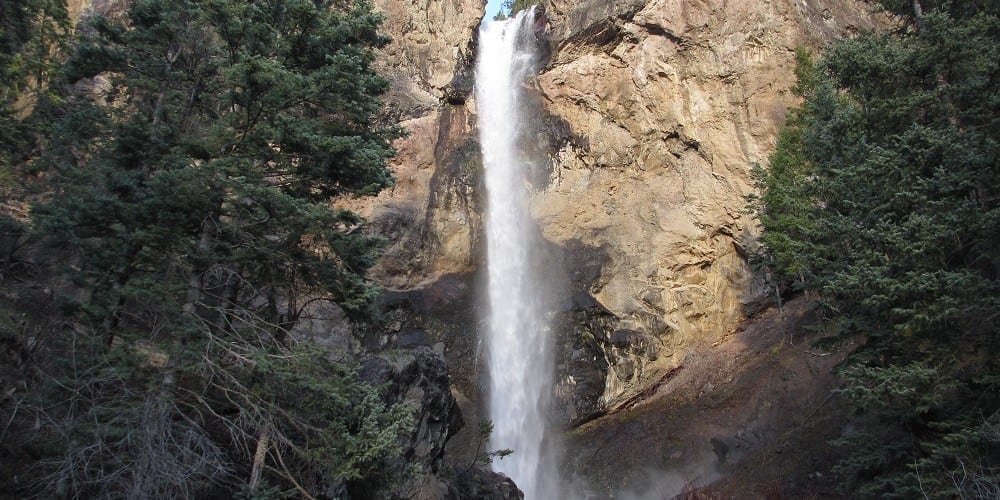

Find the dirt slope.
[{"left": 563, "top": 296, "right": 855, "bottom": 499}]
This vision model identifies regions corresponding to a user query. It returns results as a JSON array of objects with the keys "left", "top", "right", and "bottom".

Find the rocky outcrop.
[
  {"left": 362, "top": 346, "right": 462, "bottom": 474},
  {"left": 372, "top": 0, "right": 484, "bottom": 120},
  {"left": 70, "top": 0, "right": 130, "bottom": 27},
  {"left": 348, "top": 0, "right": 884, "bottom": 429},
  {"left": 361, "top": 345, "right": 524, "bottom": 500},
  {"left": 563, "top": 297, "right": 854, "bottom": 497},
  {"left": 450, "top": 467, "right": 525, "bottom": 500},
  {"left": 329, "top": 0, "right": 498, "bottom": 484},
  {"left": 528, "top": 0, "right": 883, "bottom": 417},
  {"left": 338, "top": 0, "right": 486, "bottom": 290}
]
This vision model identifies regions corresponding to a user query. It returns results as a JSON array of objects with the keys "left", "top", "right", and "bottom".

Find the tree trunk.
[
  {"left": 182, "top": 213, "right": 215, "bottom": 317},
  {"left": 249, "top": 428, "right": 270, "bottom": 492}
]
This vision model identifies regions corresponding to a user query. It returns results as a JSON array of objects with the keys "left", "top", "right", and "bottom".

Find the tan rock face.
[
  {"left": 374, "top": 0, "right": 484, "bottom": 119},
  {"left": 528, "top": 0, "right": 882, "bottom": 413},
  {"left": 351, "top": 0, "right": 884, "bottom": 422},
  {"left": 339, "top": 0, "right": 486, "bottom": 289},
  {"left": 71, "top": 0, "right": 129, "bottom": 25}
]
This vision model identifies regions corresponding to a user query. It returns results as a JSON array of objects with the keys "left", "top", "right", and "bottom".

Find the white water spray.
[{"left": 476, "top": 8, "right": 558, "bottom": 499}]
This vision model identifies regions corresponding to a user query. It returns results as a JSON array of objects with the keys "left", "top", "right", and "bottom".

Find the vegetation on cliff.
[
  {"left": 493, "top": 0, "right": 541, "bottom": 21},
  {"left": 752, "top": 2, "right": 999, "bottom": 497},
  {"left": 0, "top": 0, "right": 68, "bottom": 179},
  {"left": 0, "top": 0, "right": 418, "bottom": 498}
]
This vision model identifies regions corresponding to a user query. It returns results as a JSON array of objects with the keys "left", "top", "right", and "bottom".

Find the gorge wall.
[
  {"left": 58, "top": 0, "right": 889, "bottom": 495},
  {"left": 355, "top": 0, "right": 883, "bottom": 431},
  {"left": 66, "top": 0, "right": 884, "bottom": 424}
]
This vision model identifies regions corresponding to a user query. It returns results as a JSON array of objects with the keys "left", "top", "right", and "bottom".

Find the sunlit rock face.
[
  {"left": 524, "top": 0, "right": 883, "bottom": 418},
  {"left": 362, "top": 0, "right": 882, "bottom": 426},
  {"left": 351, "top": 0, "right": 884, "bottom": 426},
  {"left": 338, "top": 0, "right": 486, "bottom": 291}
]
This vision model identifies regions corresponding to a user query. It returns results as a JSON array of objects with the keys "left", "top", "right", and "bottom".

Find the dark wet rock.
[
  {"left": 357, "top": 345, "right": 524, "bottom": 499},
  {"left": 450, "top": 466, "right": 524, "bottom": 500},
  {"left": 362, "top": 346, "right": 462, "bottom": 471},
  {"left": 397, "top": 328, "right": 430, "bottom": 347}
]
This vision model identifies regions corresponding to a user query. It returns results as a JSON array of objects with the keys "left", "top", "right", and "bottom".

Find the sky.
[{"left": 483, "top": 0, "right": 504, "bottom": 22}]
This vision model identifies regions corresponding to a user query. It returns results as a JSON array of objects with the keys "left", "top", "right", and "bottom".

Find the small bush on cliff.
[
  {"left": 494, "top": 0, "right": 542, "bottom": 20},
  {"left": 752, "top": 3, "right": 999, "bottom": 497}
]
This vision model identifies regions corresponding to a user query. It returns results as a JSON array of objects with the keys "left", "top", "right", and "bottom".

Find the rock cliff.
[
  {"left": 60, "top": 0, "right": 887, "bottom": 423},
  {"left": 361, "top": 346, "right": 523, "bottom": 499},
  {"left": 56, "top": 0, "right": 889, "bottom": 495},
  {"left": 533, "top": 0, "right": 882, "bottom": 420},
  {"left": 341, "top": 0, "right": 486, "bottom": 289},
  {"left": 357, "top": 0, "right": 883, "bottom": 426}
]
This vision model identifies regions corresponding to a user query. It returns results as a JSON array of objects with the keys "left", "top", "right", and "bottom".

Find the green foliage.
[
  {"left": 226, "top": 343, "right": 414, "bottom": 485},
  {"left": 467, "top": 419, "right": 514, "bottom": 471},
  {"left": 748, "top": 51, "right": 820, "bottom": 285},
  {"left": 17, "top": 321, "right": 412, "bottom": 499},
  {"left": 2, "top": 0, "right": 415, "bottom": 497},
  {"left": 0, "top": 0, "right": 69, "bottom": 172},
  {"left": 0, "top": 0, "right": 68, "bottom": 104},
  {"left": 36, "top": 0, "right": 399, "bottom": 327},
  {"left": 494, "top": 0, "right": 542, "bottom": 20},
  {"left": 0, "top": 214, "right": 29, "bottom": 271},
  {"left": 875, "top": 0, "right": 995, "bottom": 20},
  {"left": 832, "top": 363, "right": 1000, "bottom": 498},
  {"left": 753, "top": 5, "right": 999, "bottom": 498}
]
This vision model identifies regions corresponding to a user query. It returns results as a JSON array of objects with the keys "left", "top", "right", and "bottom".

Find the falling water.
[{"left": 476, "top": 8, "right": 557, "bottom": 499}]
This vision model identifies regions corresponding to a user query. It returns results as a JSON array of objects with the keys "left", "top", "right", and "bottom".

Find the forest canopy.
[
  {"left": 0, "top": 0, "right": 414, "bottom": 497},
  {"left": 751, "top": 1, "right": 999, "bottom": 497},
  {"left": 1, "top": 0, "right": 998, "bottom": 498}
]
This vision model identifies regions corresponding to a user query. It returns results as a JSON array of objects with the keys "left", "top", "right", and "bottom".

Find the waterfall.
[{"left": 476, "top": 8, "right": 557, "bottom": 499}]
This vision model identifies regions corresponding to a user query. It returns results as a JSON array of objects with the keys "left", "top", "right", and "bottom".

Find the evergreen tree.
[
  {"left": 494, "top": 0, "right": 541, "bottom": 20},
  {"left": 13, "top": 0, "right": 412, "bottom": 497},
  {"left": 0, "top": 0, "right": 68, "bottom": 190},
  {"left": 753, "top": 3, "right": 999, "bottom": 497}
]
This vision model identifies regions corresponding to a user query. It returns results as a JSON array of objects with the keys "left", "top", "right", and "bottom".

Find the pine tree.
[
  {"left": 18, "top": 0, "right": 412, "bottom": 497},
  {"left": 495, "top": 0, "right": 541, "bottom": 20},
  {"left": 0, "top": 0, "right": 68, "bottom": 194},
  {"left": 754, "top": 3, "right": 999, "bottom": 497}
]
